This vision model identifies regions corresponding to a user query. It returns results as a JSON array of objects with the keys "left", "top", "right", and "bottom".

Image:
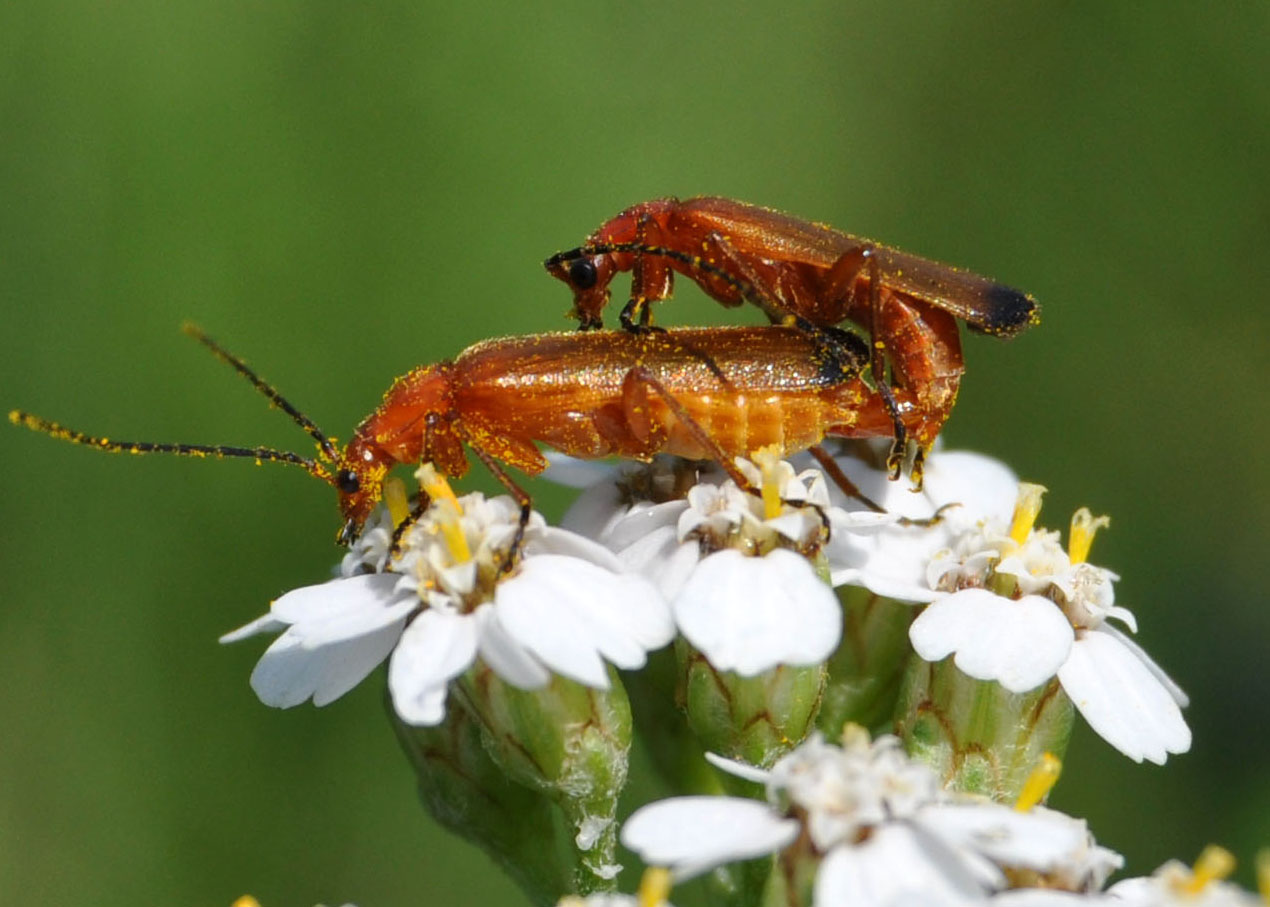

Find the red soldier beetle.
[
  {"left": 11, "top": 323, "right": 927, "bottom": 554},
  {"left": 544, "top": 196, "right": 1040, "bottom": 483}
]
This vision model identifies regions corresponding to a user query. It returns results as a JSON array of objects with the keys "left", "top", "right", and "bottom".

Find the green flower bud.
[{"left": 894, "top": 654, "right": 1074, "bottom": 801}]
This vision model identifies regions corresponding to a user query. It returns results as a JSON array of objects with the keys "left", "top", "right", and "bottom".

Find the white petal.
[
  {"left": 910, "top": 591, "right": 1073, "bottom": 693},
  {"left": 674, "top": 549, "right": 841, "bottom": 676},
  {"left": 472, "top": 605, "right": 552, "bottom": 689},
  {"left": 268, "top": 573, "right": 412, "bottom": 648},
  {"left": 525, "top": 525, "right": 627, "bottom": 572},
  {"left": 606, "top": 501, "right": 688, "bottom": 551},
  {"left": 918, "top": 452, "right": 1020, "bottom": 527},
  {"left": 270, "top": 572, "right": 401, "bottom": 625},
  {"left": 388, "top": 608, "right": 479, "bottom": 725},
  {"left": 219, "top": 612, "right": 287, "bottom": 643},
  {"left": 703, "top": 751, "right": 773, "bottom": 784},
  {"left": 541, "top": 451, "right": 621, "bottom": 489},
  {"left": 1098, "top": 623, "right": 1189, "bottom": 708},
  {"left": 813, "top": 823, "right": 993, "bottom": 907},
  {"left": 495, "top": 555, "right": 673, "bottom": 689},
  {"left": 621, "top": 796, "right": 798, "bottom": 880},
  {"left": 1057, "top": 630, "right": 1192, "bottom": 763},
  {"left": 610, "top": 524, "right": 685, "bottom": 588},
  {"left": 653, "top": 542, "right": 703, "bottom": 600},
  {"left": 249, "top": 615, "right": 405, "bottom": 708},
  {"left": 558, "top": 477, "right": 628, "bottom": 541},
  {"left": 915, "top": 803, "right": 1089, "bottom": 873}
]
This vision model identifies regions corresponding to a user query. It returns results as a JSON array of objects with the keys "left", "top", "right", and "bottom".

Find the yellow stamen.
[
  {"left": 1014, "top": 752, "right": 1062, "bottom": 811},
  {"left": 638, "top": 866, "right": 673, "bottom": 907},
  {"left": 1068, "top": 508, "right": 1110, "bottom": 564},
  {"left": 231, "top": 898, "right": 262, "bottom": 907},
  {"left": 752, "top": 444, "right": 785, "bottom": 521},
  {"left": 1255, "top": 848, "right": 1269, "bottom": 903},
  {"left": 1184, "top": 844, "right": 1236, "bottom": 895},
  {"left": 436, "top": 499, "right": 471, "bottom": 563},
  {"left": 383, "top": 476, "right": 410, "bottom": 530},
  {"left": 417, "top": 463, "right": 462, "bottom": 511},
  {"left": 416, "top": 464, "right": 470, "bottom": 563},
  {"left": 1009, "top": 482, "right": 1048, "bottom": 546}
]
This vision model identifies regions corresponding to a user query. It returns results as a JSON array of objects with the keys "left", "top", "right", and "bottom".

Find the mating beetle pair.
[{"left": 12, "top": 196, "right": 1037, "bottom": 546}]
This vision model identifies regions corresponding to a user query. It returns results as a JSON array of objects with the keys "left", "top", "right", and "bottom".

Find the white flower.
[
  {"left": 824, "top": 447, "right": 1022, "bottom": 601},
  {"left": 559, "top": 451, "right": 862, "bottom": 676},
  {"left": 907, "top": 484, "right": 1190, "bottom": 764},
  {"left": 621, "top": 729, "right": 1109, "bottom": 907},
  {"left": 222, "top": 472, "right": 673, "bottom": 725},
  {"left": 1105, "top": 850, "right": 1261, "bottom": 906}
]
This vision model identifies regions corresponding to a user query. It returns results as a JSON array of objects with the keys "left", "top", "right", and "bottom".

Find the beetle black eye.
[
  {"left": 568, "top": 258, "right": 598, "bottom": 290},
  {"left": 336, "top": 469, "right": 360, "bottom": 494}
]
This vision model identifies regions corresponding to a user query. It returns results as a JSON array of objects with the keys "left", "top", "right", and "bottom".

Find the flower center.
[{"left": 418, "top": 464, "right": 471, "bottom": 563}]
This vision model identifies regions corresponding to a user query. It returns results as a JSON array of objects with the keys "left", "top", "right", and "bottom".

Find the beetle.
[
  {"left": 11, "top": 323, "right": 924, "bottom": 547},
  {"left": 544, "top": 196, "right": 1039, "bottom": 482}
]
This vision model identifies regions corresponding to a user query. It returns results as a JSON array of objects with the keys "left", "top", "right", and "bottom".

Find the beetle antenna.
[
  {"left": 181, "top": 322, "right": 341, "bottom": 463},
  {"left": 7, "top": 409, "right": 335, "bottom": 485}
]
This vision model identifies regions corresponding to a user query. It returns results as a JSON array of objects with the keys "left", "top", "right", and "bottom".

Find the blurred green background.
[{"left": 2, "top": 2, "right": 1267, "bottom": 904}]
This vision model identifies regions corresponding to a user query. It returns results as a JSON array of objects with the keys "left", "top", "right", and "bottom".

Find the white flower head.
[
  {"left": 907, "top": 482, "right": 1191, "bottom": 764},
  {"left": 826, "top": 447, "right": 1022, "bottom": 602},
  {"left": 1106, "top": 847, "right": 1262, "bottom": 906},
  {"left": 622, "top": 728, "right": 1112, "bottom": 907},
  {"left": 222, "top": 467, "right": 673, "bottom": 726},
  {"left": 560, "top": 449, "right": 855, "bottom": 676}
]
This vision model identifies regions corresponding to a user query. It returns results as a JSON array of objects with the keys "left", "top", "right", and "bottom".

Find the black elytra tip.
[{"left": 968, "top": 284, "right": 1041, "bottom": 337}]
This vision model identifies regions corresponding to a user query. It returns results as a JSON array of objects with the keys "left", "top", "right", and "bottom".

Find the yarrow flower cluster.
[
  {"left": 557, "top": 447, "right": 902, "bottom": 676},
  {"left": 622, "top": 727, "right": 1121, "bottom": 906},
  {"left": 218, "top": 444, "right": 1230, "bottom": 907},
  {"left": 222, "top": 466, "right": 673, "bottom": 726},
  {"left": 819, "top": 447, "right": 1191, "bottom": 764}
]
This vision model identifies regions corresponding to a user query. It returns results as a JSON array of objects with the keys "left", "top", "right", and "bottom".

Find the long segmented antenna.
[
  {"left": 8, "top": 324, "right": 339, "bottom": 487},
  {"left": 180, "top": 322, "right": 340, "bottom": 463}
]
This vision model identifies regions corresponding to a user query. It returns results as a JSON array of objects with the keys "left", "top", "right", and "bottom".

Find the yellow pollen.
[
  {"left": 1255, "top": 848, "right": 1269, "bottom": 903},
  {"left": 752, "top": 444, "right": 785, "bottom": 521},
  {"left": 383, "top": 476, "right": 410, "bottom": 530},
  {"left": 231, "top": 898, "right": 263, "bottom": 907},
  {"left": 1009, "top": 482, "right": 1048, "bottom": 546},
  {"left": 638, "top": 866, "right": 673, "bottom": 907},
  {"left": 1068, "top": 508, "right": 1110, "bottom": 564},
  {"left": 1183, "top": 845, "right": 1236, "bottom": 895},
  {"left": 1014, "top": 752, "right": 1062, "bottom": 811}
]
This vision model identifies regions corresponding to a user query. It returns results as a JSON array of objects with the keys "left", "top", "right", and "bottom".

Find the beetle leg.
[
  {"left": 819, "top": 245, "right": 910, "bottom": 481},
  {"left": 807, "top": 444, "right": 946, "bottom": 526},
  {"left": 445, "top": 419, "right": 534, "bottom": 576},
  {"left": 388, "top": 494, "right": 433, "bottom": 559},
  {"left": 621, "top": 212, "right": 673, "bottom": 333}
]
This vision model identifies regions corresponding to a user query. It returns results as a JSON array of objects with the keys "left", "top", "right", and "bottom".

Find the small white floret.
[
  {"left": 673, "top": 548, "right": 841, "bottom": 675},
  {"left": 910, "top": 590, "right": 1075, "bottom": 693}
]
